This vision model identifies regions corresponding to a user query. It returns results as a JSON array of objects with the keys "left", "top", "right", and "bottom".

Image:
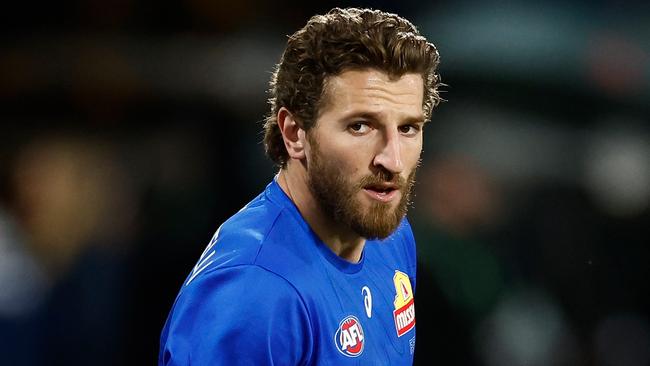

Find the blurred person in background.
[
  {"left": 0, "top": 134, "right": 136, "bottom": 365},
  {"left": 413, "top": 155, "right": 503, "bottom": 365},
  {"left": 159, "top": 7, "right": 441, "bottom": 365}
]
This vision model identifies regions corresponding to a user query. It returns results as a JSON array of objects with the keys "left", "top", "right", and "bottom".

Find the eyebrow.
[{"left": 341, "top": 111, "right": 426, "bottom": 124}]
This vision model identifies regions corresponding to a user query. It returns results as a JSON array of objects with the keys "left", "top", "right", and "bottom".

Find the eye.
[
  {"left": 348, "top": 122, "right": 371, "bottom": 135},
  {"left": 398, "top": 124, "right": 422, "bottom": 136}
]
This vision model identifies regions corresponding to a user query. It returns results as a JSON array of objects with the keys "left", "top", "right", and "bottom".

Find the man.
[{"left": 160, "top": 7, "right": 441, "bottom": 365}]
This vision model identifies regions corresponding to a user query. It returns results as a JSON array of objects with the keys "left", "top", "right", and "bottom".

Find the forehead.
[{"left": 319, "top": 69, "right": 424, "bottom": 119}]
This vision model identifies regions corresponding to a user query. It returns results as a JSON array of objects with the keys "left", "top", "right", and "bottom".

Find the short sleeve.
[{"left": 159, "top": 265, "right": 313, "bottom": 365}]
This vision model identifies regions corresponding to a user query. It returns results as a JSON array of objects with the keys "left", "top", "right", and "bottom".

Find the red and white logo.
[
  {"left": 392, "top": 270, "right": 416, "bottom": 337},
  {"left": 334, "top": 315, "right": 365, "bottom": 357}
]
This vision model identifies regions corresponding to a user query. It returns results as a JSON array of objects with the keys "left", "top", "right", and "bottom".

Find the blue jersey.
[{"left": 159, "top": 178, "right": 417, "bottom": 365}]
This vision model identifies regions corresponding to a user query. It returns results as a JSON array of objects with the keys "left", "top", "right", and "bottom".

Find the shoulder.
[
  {"left": 398, "top": 217, "right": 417, "bottom": 258},
  {"left": 180, "top": 264, "right": 308, "bottom": 314},
  {"left": 382, "top": 217, "right": 417, "bottom": 262},
  {"left": 161, "top": 265, "right": 313, "bottom": 365},
  {"left": 367, "top": 217, "right": 417, "bottom": 283},
  {"left": 398, "top": 217, "right": 417, "bottom": 263},
  {"left": 187, "top": 187, "right": 319, "bottom": 288},
  {"left": 218, "top": 193, "right": 284, "bottom": 255},
  {"left": 184, "top": 193, "right": 287, "bottom": 285},
  {"left": 396, "top": 217, "right": 418, "bottom": 288},
  {"left": 395, "top": 217, "right": 416, "bottom": 244}
]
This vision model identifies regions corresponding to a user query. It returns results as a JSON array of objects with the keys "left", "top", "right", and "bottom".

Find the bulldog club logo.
[
  {"left": 392, "top": 270, "right": 415, "bottom": 337},
  {"left": 334, "top": 315, "right": 365, "bottom": 357}
]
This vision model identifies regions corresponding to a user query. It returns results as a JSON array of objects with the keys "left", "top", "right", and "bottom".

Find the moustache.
[{"left": 357, "top": 172, "right": 407, "bottom": 191}]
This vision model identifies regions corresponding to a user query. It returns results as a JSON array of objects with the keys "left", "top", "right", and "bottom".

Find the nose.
[{"left": 373, "top": 129, "right": 403, "bottom": 174}]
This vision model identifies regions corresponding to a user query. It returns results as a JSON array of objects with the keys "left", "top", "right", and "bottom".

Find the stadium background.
[{"left": 1, "top": 0, "right": 649, "bottom": 364}]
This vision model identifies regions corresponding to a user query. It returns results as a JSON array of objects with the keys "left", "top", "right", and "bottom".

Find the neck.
[{"left": 278, "top": 165, "right": 366, "bottom": 263}]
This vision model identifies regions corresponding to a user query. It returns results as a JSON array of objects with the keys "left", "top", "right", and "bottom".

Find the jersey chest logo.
[
  {"left": 334, "top": 315, "right": 365, "bottom": 357},
  {"left": 392, "top": 270, "right": 415, "bottom": 337}
]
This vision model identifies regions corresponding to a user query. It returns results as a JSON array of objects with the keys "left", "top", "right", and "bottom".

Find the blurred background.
[{"left": 1, "top": 0, "right": 649, "bottom": 365}]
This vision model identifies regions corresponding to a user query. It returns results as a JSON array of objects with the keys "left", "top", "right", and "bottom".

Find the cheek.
[
  {"left": 402, "top": 141, "right": 423, "bottom": 170},
  {"left": 328, "top": 143, "right": 368, "bottom": 171},
  {"left": 338, "top": 155, "right": 362, "bottom": 176}
]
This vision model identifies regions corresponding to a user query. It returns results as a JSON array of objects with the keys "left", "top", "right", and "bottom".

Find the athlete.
[{"left": 159, "top": 7, "right": 441, "bottom": 365}]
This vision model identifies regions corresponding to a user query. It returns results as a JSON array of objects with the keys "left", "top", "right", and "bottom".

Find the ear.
[{"left": 277, "top": 107, "right": 307, "bottom": 160}]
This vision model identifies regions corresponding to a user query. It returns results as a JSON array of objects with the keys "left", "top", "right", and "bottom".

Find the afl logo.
[{"left": 334, "top": 315, "right": 365, "bottom": 357}]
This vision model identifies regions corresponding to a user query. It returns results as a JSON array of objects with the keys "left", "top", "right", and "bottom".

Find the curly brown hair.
[{"left": 264, "top": 7, "right": 442, "bottom": 168}]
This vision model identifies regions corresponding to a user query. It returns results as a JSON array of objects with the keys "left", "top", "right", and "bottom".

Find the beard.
[{"left": 307, "top": 137, "right": 418, "bottom": 240}]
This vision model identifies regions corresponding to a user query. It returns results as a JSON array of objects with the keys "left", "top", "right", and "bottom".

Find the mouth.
[{"left": 362, "top": 183, "right": 400, "bottom": 203}]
